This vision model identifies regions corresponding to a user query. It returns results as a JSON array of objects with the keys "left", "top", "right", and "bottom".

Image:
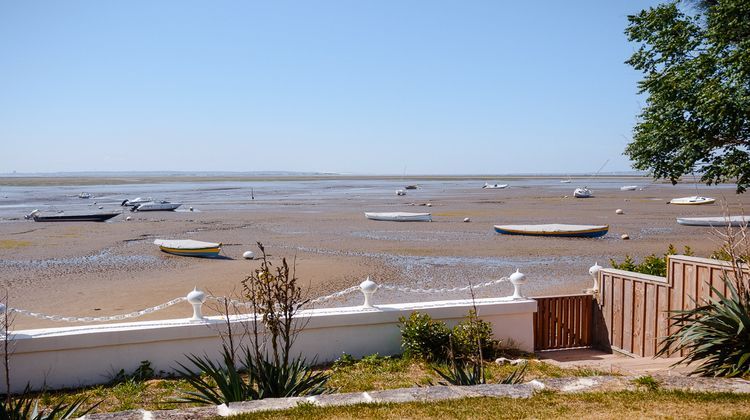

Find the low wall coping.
[{"left": 10, "top": 297, "right": 537, "bottom": 354}]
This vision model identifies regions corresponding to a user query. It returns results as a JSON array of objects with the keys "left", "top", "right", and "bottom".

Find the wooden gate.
[{"left": 533, "top": 294, "right": 593, "bottom": 351}]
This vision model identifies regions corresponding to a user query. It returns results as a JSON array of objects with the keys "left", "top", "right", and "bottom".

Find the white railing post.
[
  {"left": 509, "top": 269, "right": 526, "bottom": 300},
  {"left": 360, "top": 276, "right": 378, "bottom": 308},
  {"left": 588, "top": 262, "right": 602, "bottom": 293},
  {"left": 187, "top": 287, "right": 207, "bottom": 321}
]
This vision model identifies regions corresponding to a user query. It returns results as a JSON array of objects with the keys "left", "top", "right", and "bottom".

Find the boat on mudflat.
[
  {"left": 153, "top": 239, "right": 222, "bottom": 257},
  {"left": 494, "top": 223, "right": 609, "bottom": 238},
  {"left": 132, "top": 200, "right": 182, "bottom": 211},
  {"left": 121, "top": 197, "right": 153, "bottom": 206},
  {"left": 573, "top": 187, "right": 592, "bottom": 198},
  {"left": 620, "top": 185, "right": 639, "bottom": 191},
  {"left": 669, "top": 196, "right": 715, "bottom": 205},
  {"left": 483, "top": 183, "right": 508, "bottom": 189},
  {"left": 25, "top": 209, "right": 120, "bottom": 222},
  {"left": 676, "top": 216, "right": 750, "bottom": 227},
  {"left": 364, "top": 212, "right": 432, "bottom": 222}
]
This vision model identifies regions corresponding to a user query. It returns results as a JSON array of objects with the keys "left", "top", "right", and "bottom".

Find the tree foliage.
[{"left": 625, "top": 0, "right": 750, "bottom": 192}]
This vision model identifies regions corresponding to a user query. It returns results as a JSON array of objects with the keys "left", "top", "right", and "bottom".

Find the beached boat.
[
  {"left": 365, "top": 212, "right": 432, "bottom": 222},
  {"left": 483, "top": 183, "right": 508, "bottom": 189},
  {"left": 121, "top": 197, "right": 153, "bottom": 206},
  {"left": 493, "top": 223, "right": 609, "bottom": 238},
  {"left": 396, "top": 190, "right": 407, "bottom": 196},
  {"left": 132, "top": 200, "right": 182, "bottom": 211},
  {"left": 405, "top": 185, "right": 418, "bottom": 190},
  {"left": 78, "top": 192, "right": 91, "bottom": 199},
  {"left": 620, "top": 185, "right": 638, "bottom": 191},
  {"left": 560, "top": 179, "right": 571, "bottom": 184},
  {"left": 153, "top": 239, "right": 222, "bottom": 257},
  {"left": 25, "top": 209, "right": 119, "bottom": 222},
  {"left": 669, "top": 196, "right": 715, "bottom": 205},
  {"left": 573, "top": 187, "right": 592, "bottom": 198},
  {"left": 676, "top": 216, "right": 750, "bottom": 227}
]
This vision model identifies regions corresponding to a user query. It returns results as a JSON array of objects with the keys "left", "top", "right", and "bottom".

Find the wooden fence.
[
  {"left": 597, "top": 255, "right": 747, "bottom": 357},
  {"left": 533, "top": 294, "right": 593, "bottom": 351}
]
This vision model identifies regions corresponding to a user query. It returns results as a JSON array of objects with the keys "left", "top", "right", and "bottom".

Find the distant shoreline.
[{"left": 0, "top": 174, "right": 657, "bottom": 187}]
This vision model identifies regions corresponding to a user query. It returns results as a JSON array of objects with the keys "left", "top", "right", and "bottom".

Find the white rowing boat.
[
  {"left": 364, "top": 212, "right": 432, "bottom": 222},
  {"left": 669, "top": 196, "right": 715, "bottom": 205},
  {"left": 620, "top": 185, "right": 638, "bottom": 191},
  {"left": 483, "top": 183, "right": 508, "bottom": 189},
  {"left": 494, "top": 223, "right": 608, "bottom": 238},
  {"left": 153, "top": 239, "right": 222, "bottom": 257},
  {"left": 676, "top": 216, "right": 750, "bottom": 227}
]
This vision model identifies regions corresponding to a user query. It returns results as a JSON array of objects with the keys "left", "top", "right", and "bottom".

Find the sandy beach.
[{"left": 1, "top": 175, "right": 748, "bottom": 329}]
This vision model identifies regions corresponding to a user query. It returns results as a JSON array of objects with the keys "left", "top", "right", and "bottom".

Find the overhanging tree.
[{"left": 625, "top": 0, "right": 750, "bottom": 192}]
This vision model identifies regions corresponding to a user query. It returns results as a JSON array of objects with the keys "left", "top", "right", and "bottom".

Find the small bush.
[
  {"left": 399, "top": 312, "right": 451, "bottom": 361},
  {"left": 399, "top": 311, "right": 498, "bottom": 361},
  {"left": 610, "top": 244, "right": 693, "bottom": 276},
  {"left": 451, "top": 310, "right": 498, "bottom": 360}
]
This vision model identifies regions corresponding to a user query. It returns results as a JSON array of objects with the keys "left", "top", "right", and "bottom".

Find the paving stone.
[
  {"left": 460, "top": 383, "right": 535, "bottom": 398},
  {"left": 84, "top": 409, "right": 145, "bottom": 420},
  {"left": 226, "top": 396, "right": 306, "bottom": 414},
  {"left": 540, "top": 376, "right": 630, "bottom": 393},
  {"left": 151, "top": 406, "right": 218, "bottom": 419},
  {"left": 315, "top": 391, "right": 370, "bottom": 406}
]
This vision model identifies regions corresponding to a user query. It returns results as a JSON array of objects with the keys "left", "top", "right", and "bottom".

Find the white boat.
[
  {"left": 78, "top": 192, "right": 91, "bottom": 199},
  {"left": 483, "top": 183, "right": 508, "bottom": 189},
  {"left": 132, "top": 200, "right": 182, "bottom": 211},
  {"left": 560, "top": 179, "right": 571, "bottom": 184},
  {"left": 364, "top": 212, "right": 432, "bottom": 222},
  {"left": 676, "top": 216, "right": 750, "bottom": 227},
  {"left": 669, "top": 196, "right": 715, "bottom": 205},
  {"left": 494, "top": 223, "right": 608, "bottom": 238},
  {"left": 573, "top": 187, "right": 592, "bottom": 198},
  {"left": 121, "top": 197, "right": 153, "bottom": 206},
  {"left": 153, "top": 239, "right": 221, "bottom": 257},
  {"left": 620, "top": 185, "right": 638, "bottom": 191},
  {"left": 396, "top": 190, "right": 407, "bottom": 196}
]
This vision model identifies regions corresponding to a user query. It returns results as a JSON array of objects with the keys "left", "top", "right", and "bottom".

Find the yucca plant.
[
  {"left": 174, "top": 345, "right": 259, "bottom": 405},
  {"left": 248, "top": 355, "right": 331, "bottom": 398},
  {"left": 658, "top": 279, "right": 750, "bottom": 377},
  {"left": 499, "top": 362, "right": 528, "bottom": 385},
  {"left": 433, "top": 360, "right": 485, "bottom": 386},
  {"left": 0, "top": 388, "right": 95, "bottom": 420}
]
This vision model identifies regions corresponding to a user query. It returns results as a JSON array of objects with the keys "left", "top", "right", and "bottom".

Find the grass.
[
  {"left": 226, "top": 390, "right": 750, "bottom": 419},
  {"left": 31, "top": 354, "right": 609, "bottom": 415}
]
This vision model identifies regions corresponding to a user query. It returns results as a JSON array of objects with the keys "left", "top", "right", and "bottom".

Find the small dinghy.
[
  {"left": 78, "top": 192, "right": 91, "bottom": 199},
  {"left": 132, "top": 200, "right": 182, "bottom": 211},
  {"left": 25, "top": 209, "right": 119, "bottom": 222},
  {"left": 573, "top": 187, "right": 592, "bottom": 198},
  {"left": 620, "top": 185, "right": 638, "bottom": 191},
  {"left": 494, "top": 223, "right": 609, "bottom": 238},
  {"left": 483, "top": 183, "right": 508, "bottom": 189},
  {"left": 669, "top": 196, "right": 715, "bottom": 205},
  {"left": 404, "top": 185, "right": 418, "bottom": 190},
  {"left": 676, "top": 216, "right": 750, "bottom": 227},
  {"left": 153, "top": 239, "right": 222, "bottom": 257},
  {"left": 365, "top": 212, "right": 432, "bottom": 222}
]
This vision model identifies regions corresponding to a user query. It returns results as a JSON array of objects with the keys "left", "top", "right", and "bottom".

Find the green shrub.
[
  {"left": 610, "top": 244, "right": 693, "bottom": 276},
  {"left": 398, "top": 312, "right": 451, "bottom": 361},
  {"left": 450, "top": 310, "right": 498, "bottom": 360},
  {"left": 399, "top": 311, "right": 498, "bottom": 362}
]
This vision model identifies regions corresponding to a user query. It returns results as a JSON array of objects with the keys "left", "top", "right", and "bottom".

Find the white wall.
[{"left": 6, "top": 297, "right": 536, "bottom": 393}]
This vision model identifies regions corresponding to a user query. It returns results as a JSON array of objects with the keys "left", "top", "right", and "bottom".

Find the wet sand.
[{"left": 1, "top": 177, "right": 748, "bottom": 329}]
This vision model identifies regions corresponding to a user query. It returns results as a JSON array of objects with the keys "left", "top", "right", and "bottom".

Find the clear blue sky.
[{"left": 0, "top": 1, "right": 660, "bottom": 175}]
